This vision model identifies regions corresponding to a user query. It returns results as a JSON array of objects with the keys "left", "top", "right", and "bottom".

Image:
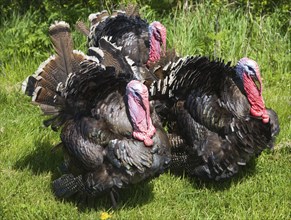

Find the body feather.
[
  {"left": 22, "top": 21, "right": 171, "bottom": 203},
  {"left": 149, "top": 55, "right": 280, "bottom": 180}
]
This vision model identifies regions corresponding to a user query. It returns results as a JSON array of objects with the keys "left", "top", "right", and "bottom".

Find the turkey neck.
[
  {"left": 126, "top": 80, "right": 156, "bottom": 147},
  {"left": 242, "top": 72, "right": 269, "bottom": 123},
  {"left": 147, "top": 37, "right": 161, "bottom": 65},
  {"left": 127, "top": 89, "right": 156, "bottom": 147}
]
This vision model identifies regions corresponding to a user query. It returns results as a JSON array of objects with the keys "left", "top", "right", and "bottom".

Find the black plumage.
[
  {"left": 88, "top": 10, "right": 149, "bottom": 65},
  {"left": 22, "top": 21, "right": 171, "bottom": 204},
  {"left": 76, "top": 5, "right": 167, "bottom": 70},
  {"left": 149, "top": 55, "right": 280, "bottom": 181}
]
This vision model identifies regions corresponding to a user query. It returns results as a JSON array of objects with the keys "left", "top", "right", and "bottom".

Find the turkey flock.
[{"left": 22, "top": 5, "right": 279, "bottom": 207}]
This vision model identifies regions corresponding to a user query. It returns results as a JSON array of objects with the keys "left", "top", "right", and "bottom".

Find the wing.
[
  {"left": 106, "top": 139, "right": 153, "bottom": 175},
  {"left": 60, "top": 116, "right": 119, "bottom": 171},
  {"left": 170, "top": 101, "right": 245, "bottom": 180}
]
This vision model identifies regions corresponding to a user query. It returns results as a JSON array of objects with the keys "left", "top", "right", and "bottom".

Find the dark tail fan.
[
  {"left": 21, "top": 21, "right": 88, "bottom": 130},
  {"left": 22, "top": 21, "right": 143, "bottom": 132}
]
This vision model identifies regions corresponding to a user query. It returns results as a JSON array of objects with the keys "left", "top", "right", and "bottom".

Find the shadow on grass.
[
  {"left": 13, "top": 137, "right": 155, "bottom": 210},
  {"left": 13, "top": 138, "right": 63, "bottom": 178},
  {"left": 197, "top": 146, "right": 291, "bottom": 191},
  {"left": 170, "top": 156, "right": 258, "bottom": 191},
  {"left": 63, "top": 181, "right": 155, "bottom": 212},
  {"left": 193, "top": 157, "right": 258, "bottom": 191}
]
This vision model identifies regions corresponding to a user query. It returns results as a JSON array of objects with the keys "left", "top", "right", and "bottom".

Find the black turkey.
[
  {"left": 149, "top": 56, "right": 280, "bottom": 181},
  {"left": 22, "top": 21, "right": 171, "bottom": 206},
  {"left": 76, "top": 5, "right": 166, "bottom": 69}
]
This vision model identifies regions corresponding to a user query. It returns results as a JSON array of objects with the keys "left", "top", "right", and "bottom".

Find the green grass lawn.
[{"left": 0, "top": 3, "right": 290, "bottom": 220}]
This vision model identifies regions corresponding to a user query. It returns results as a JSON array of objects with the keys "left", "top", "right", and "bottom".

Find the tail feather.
[
  {"left": 31, "top": 86, "right": 64, "bottom": 108},
  {"left": 22, "top": 56, "right": 62, "bottom": 97},
  {"left": 111, "top": 9, "right": 126, "bottom": 17},
  {"left": 88, "top": 10, "right": 110, "bottom": 26},
  {"left": 75, "top": 21, "right": 90, "bottom": 37},
  {"left": 39, "top": 104, "right": 59, "bottom": 115},
  {"left": 22, "top": 51, "right": 83, "bottom": 101},
  {"left": 37, "top": 55, "right": 65, "bottom": 85},
  {"left": 22, "top": 76, "right": 37, "bottom": 96},
  {"left": 22, "top": 21, "right": 88, "bottom": 130},
  {"left": 52, "top": 174, "right": 85, "bottom": 198},
  {"left": 48, "top": 21, "right": 74, "bottom": 77},
  {"left": 124, "top": 4, "right": 139, "bottom": 16},
  {"left": 71, "top": 50, "right": 88, "bottom": 75}
]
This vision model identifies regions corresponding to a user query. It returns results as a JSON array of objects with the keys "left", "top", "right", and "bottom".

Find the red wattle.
[
  {"left": 262, "top": 117, "right": 269, "bottom": 124},
  {"left": 262, "top": 110, "right": 270, "bottom": 123},
  {"left": 133, "top": 131, "right": 154, "bottom": 147},
  {"left": 250, "top": 107, "right": 263, "bottom": 117},
  {"left": 147, "top": 126, "right": 156, "bottom": 137},
  {"left": 243, "top": 74, "right": 269, "bottom": 123},
  {"left": 144, "top": 137, "right": 154, "bottom": 147}
]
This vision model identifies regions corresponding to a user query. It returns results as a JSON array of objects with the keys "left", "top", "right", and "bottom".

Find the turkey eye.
[
  {"left": 134, "top": 91, "right": 141, "bottom": 97},
  {"left": 248, "top": 66, "right": 255, "bottom": 74},
  {"left": 154, "top": 30, "right": 161, "bottom": 40},
  {"left": 156, "top": 30, "right": 161, "bottom": 36}
]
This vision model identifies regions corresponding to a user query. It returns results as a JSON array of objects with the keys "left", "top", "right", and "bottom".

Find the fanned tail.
[
  {"left": 22, "top": 21, "right": 88, "bottom": 130},
  {"left": 88, "top": 10, "right": 111, "bottom": 31},
  {"left": 65, "top": 38, "right": 136, "bottom": 105},
  {"left": 88, "top": 4, "right": 139, "bottom": 28},
  {"left": 49, "top": 22, "right": 72, "bottom": 75}
]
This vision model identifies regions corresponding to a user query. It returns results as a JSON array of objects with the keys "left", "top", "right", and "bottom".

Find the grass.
[{"left": 0, "top": 3, "right": 290, "bottom": 220}]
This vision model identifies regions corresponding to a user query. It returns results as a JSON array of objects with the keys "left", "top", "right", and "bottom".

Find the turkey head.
[
  {"left": 147, "top": 21, "right": 167, "bottom": 65},
  {"left": 235, "top": 57, "right": 269, "bottom": 123},
  {"left": 126, "top": 80, "right": 156, "bottom": 146}
]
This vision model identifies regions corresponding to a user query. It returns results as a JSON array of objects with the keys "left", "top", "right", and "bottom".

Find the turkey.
[
  {"left": 22, "top": 21, "right": 171, "bottom": 206},
  {"left": 76, "top": 5, "right": 166, "bottom": 69},
  {"left": 149, "top": 55, "right": 280, "bottom": 181}
]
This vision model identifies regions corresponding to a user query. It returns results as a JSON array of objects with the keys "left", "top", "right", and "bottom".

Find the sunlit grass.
[{"left": 0, "top": 3, "right": 290, "bottom": 219}]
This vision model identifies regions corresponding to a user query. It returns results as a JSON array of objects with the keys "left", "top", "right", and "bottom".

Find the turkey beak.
[
  {"left": 141, "top": 93, "right": 149, "bottom": 113},
  {"left": 251, "top": 74, "right": 262, "bottom": 94},
  {"left": 139, "top": 94, "right": 147, "bottom": 112},
  {"left": 133, "top": 91, "right": 148, "bottom": 114},
  {"left": 141, "top": 92, "right": 151, "bottom": 127}
]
